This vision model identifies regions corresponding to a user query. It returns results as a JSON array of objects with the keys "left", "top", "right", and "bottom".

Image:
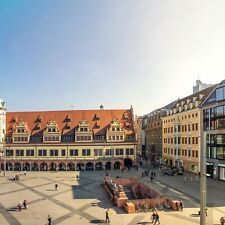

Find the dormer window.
[
  {"left": 43, "top": 120, "right": 61, "bottom": 143},
  {"left": 199, "top": 94, "right": 204, "bottom": 100},
  {"left": 75, "top": 118, "right": 93, "bottom": 142},
  {"left": 12, "top": 120, "right": 30, "bottom": 143},
  {"left": 186, "top": 99, "right": 191, "bottom": 104}
]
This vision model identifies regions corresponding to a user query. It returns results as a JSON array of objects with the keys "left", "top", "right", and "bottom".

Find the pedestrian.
[
  {"left": 179, "top": 201, "right": 183, "bottom": 212},
  {"left": 18, "top": 201, "right": 22, "bottom": 211},
  {"left": 23, "top": 200, "right": 28, "bottom": 209},
  {"left": 105, "top": 208, "right": 110, "bottom": 223},
  {"left": 175, "top": 201, "right": 179, "bottom": 211},
  {"left": 153, "top": 212, "right": 160, "bottom": 225},
  {"left": 55, "top": 183, "right": 58, "bottom": 191},
  {"left": 220, "top": 216, "right": 225, "bottom": 225},
  {"left": 151, "top": 211, "right": 156, "bottom": 223},
  {"left": 48, "top": 215, "right": 52, "bottom": 225},
  {"left": 151, "top": 175, "right": 153, "bottom": 182}
]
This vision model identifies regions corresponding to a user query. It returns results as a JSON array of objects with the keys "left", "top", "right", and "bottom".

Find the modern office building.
[
  {"left": 201, "top": 80, "right": 225, "bottom": 181},
  {"left": 162, "top": 85, "right": 216, "bottom": 173},
  {"left": 1, "top": 107, "right": 137, "bottom": 171}
]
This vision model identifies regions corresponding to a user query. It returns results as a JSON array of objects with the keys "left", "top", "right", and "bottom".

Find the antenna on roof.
[{"left": 100, "top": 104, "right": 104, "bottom": 110}]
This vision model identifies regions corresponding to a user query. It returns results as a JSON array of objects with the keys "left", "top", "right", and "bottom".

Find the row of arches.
[{"left": 1, "top": 158, "right": 133, "bottom": 171}]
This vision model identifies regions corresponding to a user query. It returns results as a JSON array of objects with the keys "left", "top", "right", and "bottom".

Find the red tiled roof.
[{"left": 6, "top": 109, "right": 134, "bottom": 136}]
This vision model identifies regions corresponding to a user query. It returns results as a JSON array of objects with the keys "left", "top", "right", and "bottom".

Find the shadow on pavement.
[{"left": 89, "top": 219, "right": 106, "bottom": 223}]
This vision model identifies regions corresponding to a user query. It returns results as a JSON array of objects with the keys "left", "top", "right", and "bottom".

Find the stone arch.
[
  {"left": 6, "top": 162, "right": 13, "bottom": 171},
  {"left": 124, "top": 158, "right": 132, "bottom": 168},
  {"left": 49, "top": 162, "right": 57, "bottom": 171},
  {"left": 95, "top": 162, "right": 103, "bottom": 170},
  {"left": 77, "top": 162, "right": 84, "bottom": 171},
  {"left": 40, "top": 162, "right": 48, "bottom": 171},
  {"left": 23, "top": 162, "right": 30, "bottom": 171},
  {"left": 114, "top": 161, "right": 121, "bottom": 170},
  {"left": 67, "top": 162, "right": 75, "bottom": 171},
  {"left": 31, "top": 162, "right": 39, "bottom": 171},
  {"left": 58, "top": 162, "right": 66, "bottom": 171},
  {"left": 105, "top": 161, "right": 111, "bottom": 170},
  {"left": 86, "top": 162, "right": 94, "bottom": 171},
  {"left": 14, "top": 162, "right": 21, "bottom": 171}
]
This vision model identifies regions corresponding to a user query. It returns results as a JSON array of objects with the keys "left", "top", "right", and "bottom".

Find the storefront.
[
  {"left": 206, "top": 162, "right": 214, "bottom": 178},
  {"left": 218, "top": 164, "right": 225, "bottom": 181}
]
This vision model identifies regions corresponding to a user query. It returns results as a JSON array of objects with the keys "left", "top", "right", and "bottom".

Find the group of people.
[
  {"left": 151, "top": 211, "right": 160, "bottom": 224},
  {"left": 18, "top": 200, "right": 28, "bottom": 211}
]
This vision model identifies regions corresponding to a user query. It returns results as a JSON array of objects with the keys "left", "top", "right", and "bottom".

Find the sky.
[{"left": 0, "top": 0, "right": 225, "bottom": 116}]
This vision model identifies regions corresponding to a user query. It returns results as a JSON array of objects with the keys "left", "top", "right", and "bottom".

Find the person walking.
[
  {"left": 153, "top": 212, "right": 160, "bottom": 225},
  {"left": 48, "top": 215, "right": 52, "bottom": 225},
  {"left": 220, "top": 216, "right": 225, "bottom": 225},
  {"left": 55, "top": 184, "right": 58, "bottom": 191},
  {"left": 151, "top": 211, "right": 156, "bottom": 223},
  {"left": 105, "top": 208, "right": 110, "bottom": 223},
  {"left": 151, "top": 175, "right": 154, "bottom": 182},
  {"left": 179, "top": 201, "right": 183, "bottom": 212}
]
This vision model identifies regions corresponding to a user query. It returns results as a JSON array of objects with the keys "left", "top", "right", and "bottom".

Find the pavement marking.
[{"left": 0, "top": 202, "right": 21, "bottom": 225}]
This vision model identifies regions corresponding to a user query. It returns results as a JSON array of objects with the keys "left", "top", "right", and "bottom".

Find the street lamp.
[
  {"left": 200, "top": 111, "right": 207, "bottom": 225},
  {"left": 3, "top": 147, "right": 6, "bottom": 177}
]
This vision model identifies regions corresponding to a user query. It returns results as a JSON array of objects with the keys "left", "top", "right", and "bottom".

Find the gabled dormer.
[
  {"left": 106, "top": 119, "right": 125, "bottom": 142},
  {"left": 12, "top": 119, "right": 30, "bottom": 143},
  {"left": 75, "top": 118, "right": 93, "bottom": 142},
  {"left": 43, "top": 120, "right": 61, "bottom": 142}
]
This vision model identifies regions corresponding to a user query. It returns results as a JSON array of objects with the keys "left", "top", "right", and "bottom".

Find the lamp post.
[
  {"left": 4, "top": 147, "right": 6, "bottom": 177},
  {"left": 200, "top": 110, "right": 207, "bottom": 225}
]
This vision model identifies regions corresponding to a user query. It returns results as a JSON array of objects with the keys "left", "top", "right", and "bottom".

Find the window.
[
  {"left": 196, "top": 151, "right": 198, "bottom": 158},
  {"left": 16, "top": 149, "right": 24, "bottom": 156},
  {"left": 61, "top": 149, "right": 66, "bottom": 156},
  {"left": 94, "top": 149, "right": 103, "bottom": 156},
  {"left": 192, "top": 124, "right": 195, "bottom": 131},
  {"left": 116, "top": 149, "right": 123, "bottom": 155},
  {"left": 50, "top": 149, "right": 58, "bottom": 156},
  {"left": 216, "top": 87, "right": 225, "bottom": 101},
  {"left": 105, "top": 149, "right": 114, "bottom": 156},
  {"left": 38, "top": 149, "right": 47, "bottom": 156},
  {"left": 126, "top": 148, "right": 134, "bottom": 155},
  {"left": 6, "top": 149, "right": 13, "bottom": 156},
  {"left": 188, "top": 149, "right": 191, "bottom": 157},
  {"left": 70, "top": 149, "right": 78, "bottom": 156},
  {"left": 26, "top": 149, "right": 34, "bottom": 156},
  {"left": 188, "top": 137, "right": 191, "bottom": 145},
  {"left": 82, "top": 149, "right": 91, "bottom": 156}
]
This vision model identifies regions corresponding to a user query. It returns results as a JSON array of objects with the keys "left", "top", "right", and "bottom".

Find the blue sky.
[{"left": 0, "top": 0, "right": 225, "bottom": 115}]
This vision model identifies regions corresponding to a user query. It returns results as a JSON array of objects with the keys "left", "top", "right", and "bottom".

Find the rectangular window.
[
  {"left": 126, "top": 148, "right": 134, "bottom": 155},
  {"left": 26, "top": 149, "right": 34, "bottom": 156},
  {"left": 82, "top": 149, "right": 91, "bottom": 156},
  {"left": 6, "top": 149, "right": 13, "bottom": 156},
  {"left": 38, "top": 149, "right": 47, "bottom": 156},
  {"left": 16, "top": 149, "right": 24, "bottom": 156},
  {"left": 70, "top": 149, "right": 78, "bottom": 156},
  {"left": 188, "top": 150, "right": 191, "bottom": 157},
  {"left": 116, "top": 149, "right": 123, "bottom": 155},
  {"left": 105, "top": 149, "right": 114, "bottom": 156},
  {"left": 50, "top": 149, "right": 58, "bottom": 156},
  {"left": 94, "top": 149, "right": 103, "bottom": 156},
  {"left": 61, "top": 149, "right": 66, "bottom": 156}
]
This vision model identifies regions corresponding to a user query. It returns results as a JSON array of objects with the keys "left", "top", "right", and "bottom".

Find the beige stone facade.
[{"left": 162, "top": 85, "right": 216, "bottom": 173}]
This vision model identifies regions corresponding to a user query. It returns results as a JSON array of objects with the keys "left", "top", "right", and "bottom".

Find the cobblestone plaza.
[{"left": 0, "top": 168, "right": 224, "bottom": 225}]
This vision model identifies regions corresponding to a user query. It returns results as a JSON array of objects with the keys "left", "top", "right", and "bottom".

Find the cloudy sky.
[{"left": 0, "top": 0, "right": 225, "bottom": 115}]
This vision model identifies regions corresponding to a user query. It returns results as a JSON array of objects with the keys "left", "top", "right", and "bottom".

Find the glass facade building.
[{"left": 202, "top": 80, "right": 225, "bottom": 181}]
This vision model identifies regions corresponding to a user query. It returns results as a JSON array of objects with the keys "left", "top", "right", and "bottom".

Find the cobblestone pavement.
[{"left": 0, "top": 169, "right": 224, "bottom": 225}]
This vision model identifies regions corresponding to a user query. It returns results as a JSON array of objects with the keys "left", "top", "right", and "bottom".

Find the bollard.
[{"left": 184, "top": 176, "right": 186, "bottom": 182}]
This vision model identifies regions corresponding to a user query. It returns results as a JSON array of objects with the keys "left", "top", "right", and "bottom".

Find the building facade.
[
  {"left": 134, "top": 115, "right": 142, "bottom": 156},
  {"left": 162, "top": 85, "right": 216, "bottom": 173},
  {"left": 1, "top": 108, "right": 137, "bottom": 171},
  {"left": 201, "top": 80, "right": 225, "bottom": 181}
]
